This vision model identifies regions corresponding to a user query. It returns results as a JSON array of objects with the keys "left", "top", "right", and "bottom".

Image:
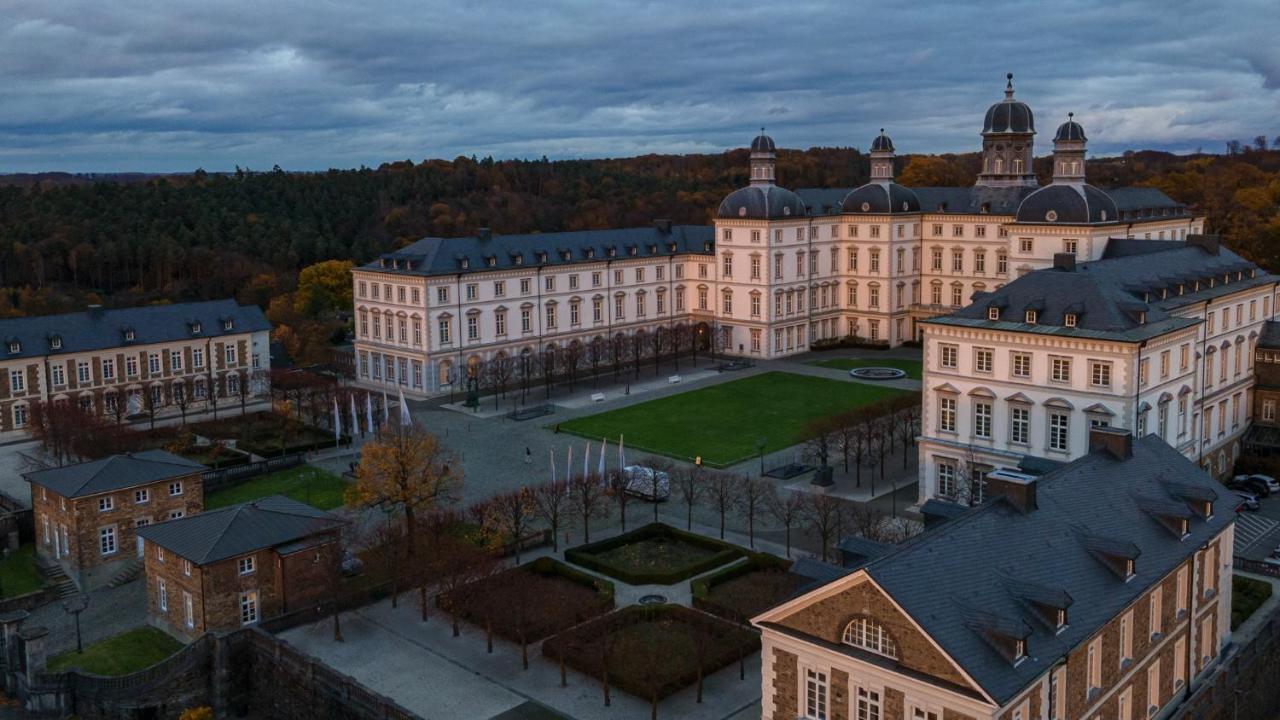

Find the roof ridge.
[{"left": 198, "top": 503, "right": 250, "bottom": 564}]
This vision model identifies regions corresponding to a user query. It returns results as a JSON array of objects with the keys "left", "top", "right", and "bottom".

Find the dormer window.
[
  {"left": 1137, "top": 312, "right": 1147, "bottom": 325},
  {"left": 987, "top": 307, "right": 1000, "bottom": 320},
  {"left": 1025, "top": 310, "right": 1037, "bottom": 324},
  {"left": 1055, "top": 608, "right": 1067, "bottom": 630},
  {"left": 49, "top": 336, "right": 62, "bottom": 350},
  {"left": 460, "top": 257, "right": 470, "bottom": 269},
  {"left": 1014, "top": 639, "right": 1027, "bottom": 663},
  {"left": 1178, "top": 284, "right": 1185, "bottom": 295},
  {"left": 7, "top": 341, "right": 19, "bottom": 354},
  {"left": 1064, "top": 313, "right": 1077, "bottom": 327},
  {"left": 123, "top": 329, "right": 136, "bottom": 342},
  {"left": 222, "top": 319, "right": 233, "bottom": 331},
  {"left": 585, "top": 248, "right": 595, "bottom": 259},
  {"left": 190, "top": 322, "right": 202, "bottom": 335},
  {"left": 1125, "top": 559, "right": 1136, "bottom": 580},
  {"left": 537, "top": 252, "right": 547, "bottom": 263},
  {"left": 628, "top": 246, "right": 637, "bottom": 256},
  {"left": 514, "top": 254, "right": 523, "bottom": 265},
  {"left": 486, "top": 256, "right": 497, "bottom": 267}
]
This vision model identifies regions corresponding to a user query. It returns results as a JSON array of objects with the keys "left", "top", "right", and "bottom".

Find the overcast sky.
[{"left": 2, "top": 0, "right": 1278, "bottom": 173}]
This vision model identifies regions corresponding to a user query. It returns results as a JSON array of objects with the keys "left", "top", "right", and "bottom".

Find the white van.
[{"left": 623, "top": 465, "right": 670, "bottom": 502}]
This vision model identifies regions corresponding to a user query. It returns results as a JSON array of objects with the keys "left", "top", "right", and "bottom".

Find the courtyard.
[{"left": 556, "top": 371, "right": 909, "bottom": 466}]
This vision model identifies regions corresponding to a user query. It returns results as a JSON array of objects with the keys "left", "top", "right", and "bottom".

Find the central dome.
[
  {"left": 717, "top": 185, "right": 806, "bottom": 220},
  {"left": 983, "top": 73, "right": 1035, "bottom": 135}
]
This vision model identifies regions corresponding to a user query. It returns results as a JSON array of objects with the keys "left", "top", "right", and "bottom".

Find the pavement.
[{"left": 24, "top": 580, "right": 148, "bottom": 658}]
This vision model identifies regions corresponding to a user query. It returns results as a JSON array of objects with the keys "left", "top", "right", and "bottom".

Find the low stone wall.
[{"left": 1170, "top": 607, "right": 1280, "bottom": 719}]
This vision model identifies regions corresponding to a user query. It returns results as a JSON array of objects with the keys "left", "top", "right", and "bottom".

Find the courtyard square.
[{"left": 556, "top": 371, "right": 909, "bottom": 467}]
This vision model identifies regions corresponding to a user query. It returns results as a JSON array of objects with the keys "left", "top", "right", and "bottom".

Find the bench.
[
  {"left": 590, "top": 393, "right": 606, "bottom": 403},
  {"left": 667, "top": 375, "right": 682, "bottom": 384}
]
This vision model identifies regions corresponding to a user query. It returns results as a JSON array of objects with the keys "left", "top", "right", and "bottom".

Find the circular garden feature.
[{"left": 848, "top": 367, "right": 907, "bottom": 380}]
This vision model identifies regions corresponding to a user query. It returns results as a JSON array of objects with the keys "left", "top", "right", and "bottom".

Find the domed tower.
[
  {"left": 749, "top": 129, "right": 776, "bottom": 186},
  {"left": 869, "top": 129, "right": 895, "bottom": 183},
  {"left": 1052, "top": 113, "right": 1087, "bottom": 185},
  {"left": 976, "top": 73, "right": 1037, "bottom": 188}
]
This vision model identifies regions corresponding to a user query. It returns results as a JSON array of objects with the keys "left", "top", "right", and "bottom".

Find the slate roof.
[
  {"left": 0, "top": 300, "right": 268, "bottom": 361},
  {"left": 795, "top": 184, "right": 1182, "bottom": 221},
  {"left": 928, "top": 237, "right": 1271, "bottom": 342},
  {"left": 135, "top": 495, "right": 340, "bottom": 565},
  {"left": 1256, "top": 320, "right": 1280, "bottom": 350},
  {"left": 717, "top": 184, "right": 807, "bottom": 220},
  {"left": 359, "top": 224, "right": 714, "bottom": 279},
  {"left": 24, "top": 450, "right": 205, "bottom": 498},
  {"left": 861, "top": 436, "right": 1231, "bottom": 705},
  {"left": 841, "top": 183, "right": 921, "bottom": 214},
  {"left": 1053, "top": 116, "right": 1086, "bottom": 142},
  {"left": 1015, "top": 184, "right": 1118, "bottom": 224}
]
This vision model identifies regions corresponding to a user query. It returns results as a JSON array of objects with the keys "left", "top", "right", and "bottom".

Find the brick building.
[
  {"left": 753, "top": 430, "right": 1233, "bottom": 720},
  {"left": 136, "top": 495, "right": 342, "bottom": 641},
  {"left": 0, "top": 299, "right": 270, "bottom": 435},
  {"left": 1244, "top": 320, "right": 1280, "bottom": 454},
  {"left": 25, "top": 450, "right": 206, "bottom": 590}
]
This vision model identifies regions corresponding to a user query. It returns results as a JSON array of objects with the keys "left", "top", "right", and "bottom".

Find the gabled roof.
[
  {"left": 759, "top": 436, "right": 1231, "bottom": 706},
  {"left": 359, "top": 225, "right": 714, "bottom": 279},
  {"left": 135, "top": 495, "right": 340, "bottom": 564},
  {"left": 0, "top": 300, "right": 268, "bottom": 360},
  {"left": 24, "top": 450, "right": 205, "bottom": 498}
]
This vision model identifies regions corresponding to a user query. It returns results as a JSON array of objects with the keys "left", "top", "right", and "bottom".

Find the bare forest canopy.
[{"left": 1, "top": 145, "right": 1279, "bottom": 361}]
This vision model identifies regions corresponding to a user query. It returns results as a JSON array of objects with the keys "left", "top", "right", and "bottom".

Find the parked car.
[
  {"left": 1236, "top": 473, "right": 1280, "bottom": 494},
  {"left": 1234, "top": 492, "right": 1260, "bottom": 512},
  {"left": 622, "top": 465, "right": 671, "bottom": 502},
  {"left": 1227, "top": 476, "right": 1271, "bottom": 498}
]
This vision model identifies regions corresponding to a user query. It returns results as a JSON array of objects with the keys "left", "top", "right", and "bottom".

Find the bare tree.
[
  {"left": 703, "top": 471, "right": 739, "bottom": 539},
  {"left": 607, "top": 469, "right": 635, "bottom": 532},
  {"left": 531, "top": 480, "right": 573, "bottom": 552},
  {"left": 588, "top": 337, "right": 605, "bottom": 386},
  {"left": 642, "top": 458, "right": 676, "bottom": 524},
  {"left": 482, "top": 487, "right": 537, "bottom": 563},
  {"left": 801, "top": 493, "right": 847, "bottom": 563},
  {"left": 570, "top": 472, "right": 611, "bottom": 543},
  {"left": 563, "top": 343, "right": 583, "bottom": 391},
  {"left": 768, "top": 489, "right": 804, "bottom": 558},
  {"left": 673, "top": 464, "right": 703, "bottom": 531},
  {"left": 173, "top": 378, "right": 192, "bottom": 425},
  {"left": 735, "top": 476, "right": 772, "bottom": 548}
]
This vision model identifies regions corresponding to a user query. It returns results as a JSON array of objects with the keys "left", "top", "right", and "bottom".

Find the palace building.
[{"left": 351, "top": 75, "right": 1203, "bottom": 397}]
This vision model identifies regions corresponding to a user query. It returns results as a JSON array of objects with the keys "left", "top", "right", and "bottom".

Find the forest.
[{"left": 0, "top": 140, "right": 1278, "bottom": 363}]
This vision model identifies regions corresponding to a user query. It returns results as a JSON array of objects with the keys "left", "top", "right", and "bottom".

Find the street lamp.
[
  {"left": 61, "top": 594, "right": 90, "bottom": 654},
  {"left": 757, "top": 437, "right": 767, "bottom": 477}
]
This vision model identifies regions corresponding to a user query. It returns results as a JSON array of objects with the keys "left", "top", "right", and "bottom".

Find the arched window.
[{"left": 842, "top": 617, "right": 898, "bottom": 659}]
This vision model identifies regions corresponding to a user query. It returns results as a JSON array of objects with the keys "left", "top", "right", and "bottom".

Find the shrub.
[
  {"left": 691, "top": 551, "right": 799, "bottom": 624},
  {"left": 564, "top": 523, "right": 745, "bottom": 585}
]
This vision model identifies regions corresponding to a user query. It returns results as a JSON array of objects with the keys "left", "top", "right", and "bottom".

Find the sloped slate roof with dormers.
[
  {"left": 135, "top": 495, "right": 340, "bottom": 565},
  {"left": 928, "top": 237, "right": 1271, "bottom": 342},
  {"left": 24, "top": 450, "right": 206, "bottom": 498},
  {"left": 0, "top": 300, "right": 268, "bottom": 361},
  {"left": 361, "top": 225, "right": 714, "bottom": 279},
  {"left": 860, "top": 436, "right": 1230, "bottom": 705}
]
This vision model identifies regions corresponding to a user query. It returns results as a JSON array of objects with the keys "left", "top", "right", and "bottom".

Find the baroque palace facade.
[{"left": 352, "top": 75, "right": 1203, "bottom": 396}]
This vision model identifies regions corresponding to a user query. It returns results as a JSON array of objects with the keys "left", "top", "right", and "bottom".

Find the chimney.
[
  {"left": 1089, "top": 426, "right": 1134, "bottom": 460},
  {"left": 1186, "top": 234, "right": 1220, "bottom": 256},
  {"left": 477, "top": 227, "right": 492, "bottom": 242},
  {"left": 1052, "top": 253, "right": 1076, "bottom": 272},
  {"left": 654, "top": 219, "right": 672, "bottom": 234},
  {"left": 984, "top": 469, "right": 1038, "bottom": 514},
  {"left": 87, "top": 304, "right": 104, "bottom": 320}
]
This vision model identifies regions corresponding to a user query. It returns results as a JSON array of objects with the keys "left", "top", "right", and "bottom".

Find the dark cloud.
[{"left": 0, "top": 0, "right": 1277, "bottom": 172}]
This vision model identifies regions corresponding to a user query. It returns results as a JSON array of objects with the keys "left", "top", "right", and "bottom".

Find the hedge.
[
  {"left": 541, "top": 604, "right": 759, "bottom": 700},
  {"left": 238, "top": 434, "right": 351, "bottom": 458},
  {"left": 564, "top": 523, "right": 745, "bottom": 585}
]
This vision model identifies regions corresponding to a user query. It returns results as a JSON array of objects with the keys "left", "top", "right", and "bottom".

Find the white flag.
[
  {"left": 382, "top": 390, "right": 390, "bottom": 423},
  {"left": 350, "top": 395, "right": 358, "bottom": 435},
  {"left": 598, "top": 437, "right": 607, "bottom": 481},
  {"left": 582, "top": 441, "right": 589, "bottom": 481},
  {"left": 618, "top": 434, "right": 626, "bottom": 471},
  {"left": 333, "top": 397, "right": 341, "bottom": 441},
  {"left": 365, "top": 393, "right": 374, "bottom": 432},
  {"left": 398, "top": 386, "right": 411, "bottom": 426},
  {"left": 549, "top": 447, "right": 557, "bottom": 485},
  {"left": 566, "top": 445, "right": 573, "bottom": 482}
]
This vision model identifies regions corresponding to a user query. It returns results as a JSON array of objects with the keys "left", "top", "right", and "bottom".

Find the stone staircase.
[
  {"left": 106, "top": 558, "right": 143, "bottom": 589},
  {"left": 35, "top": 559, "right": 78, "bottom": 599}
]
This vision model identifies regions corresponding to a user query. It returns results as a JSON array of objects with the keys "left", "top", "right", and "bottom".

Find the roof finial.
[
  {"left": 1068, "top": 111, "right": 1074, "bottom": 121},
  {"left": 879, "top": 128, "right": 885, "bottom": 135},
  {"left": 1005, "top": 72, "right": 1014, "bottom": 100}
]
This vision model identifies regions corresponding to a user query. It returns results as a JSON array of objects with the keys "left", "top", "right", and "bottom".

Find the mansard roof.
[
  {"left": 796, "top": 184, "right": 1184, "bottom": 221},
  {"left": 0, "top": 300, "right": 268, "bottom": 361},
  {"left": 361, "top": 224, "right": 714, "bottom": 278},
  {"left": 928, "top": 237, "right": 1271, "bottom": 342},
  {"left": 1015, "top": 184, "right": 1118, "bottom": 224},
  {"left": 840, "top": 183, "right": 920, "bottom": 214},
  {"left": 858, "top": 437, "right": 1226, "bottom": 704}
]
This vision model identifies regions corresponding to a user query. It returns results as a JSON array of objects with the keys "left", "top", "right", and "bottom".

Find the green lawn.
[
  {"left": 47, "top": 627, "right": 184, "bottom": 676},
  {"left": 0, "top": 545, "right": 43, "bottom": 598},
  {"left": 810, "top": 357, "right": 923, "bottom": 379},
  {"left": 557, "top": 371, "right": 909, "bottom": 466},
  {"left": 1232, "top": 575, "right": 1274, "bottom": 630},
  {"left": 204, "top": 466, "right": 349, "bottom": 510}
]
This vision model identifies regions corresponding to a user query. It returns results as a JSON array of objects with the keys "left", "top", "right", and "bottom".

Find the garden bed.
[
  {"left": 564, "top": 523, "right": 744, "bottom": 585},
  {"left": 691, "top": 553, "right": 802, "bottom": 625},
  {"left": 439, "top": 557, "right": 614, "bottom": 644},
  {"left": 541, "top": 604, "right": 758, "bottom": 701},
  {"left": 188, "top": 411, "right": 347, "bottom": 458}
]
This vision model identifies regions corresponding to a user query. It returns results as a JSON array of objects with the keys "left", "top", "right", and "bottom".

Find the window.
[
  {"left": 1048, "top": 666, "right": 1066, "bottom": 720},
  {"left": 169, "top": 510, "right": 184, "bottom": 520},
  {"left": 1019, "top": 238, "right": 1033, "bottom": 253},
  {"left": 1120, "top": 611, "right": 1133, "bottom": 667},
  {"left": 102, "top": 358, "right": 116, "bottom": 381},
  {"left": 804, "top": 668, "right": 828, "bottom": 720},
  {"left": 98, "top": 496, "right": 114, "bottom": 512},
  {"left": 997, "top": 252, "right": 1008, "bottom": 274},
  {"left": 192, "top": 347, "right": 204, "bottom": 369},
  {"left": 1049, "top": 412, "right": 1070, "bottom": 451},
  {"left": 856, "top": 687, "right": 881, "bottom": 720},
  {"left": 238, "top": 555, "right": 255, "bottom": 575},
  {"left": 436, "top": 286, "right": 449, "bottom": 304},
  {"left": 159, "top": 578, "right": 168, "bottom": 612},
  {"left": 1173, "top": 637, "right": 1186, "bottom": 688},
  {"left": 939, "top": 344, "right": 958, "bottom": 369},
  {"left": 1090, "top": 362, "right": 1111, "bottom": 387},
  {"left": 224, "top": 344, "right": 237, "bottom": 365},
  {"left": 842, "top": 617, "right": 899, "bottom": 658},
  {"left": 988, "top": 307, "right": 1000, "bottom": 320},
  {"left": 952, "top": 250, "right": 963, "bottom": 272},
  {"left": 184, "top": 591, "right": 194, "bottom": 629},
  {"left": 938, "top": 462, "right": 957, "bottom": 497},
  {"left": 1204, "top": 544, "right": 1217, "bottom": 596},
  {"left": 1025, "top": 310, "right": 1037, "bottom": 324},
  {"left": 134, "top": 488, "right": 149, "bottom": 504},
  {"left": 169, "top": 481, "right": 183, "bottom": 496},
  {"left": 240, "top": 591, "right": 259, "bottom": 625},
  {"left": 1064, "top": 313, "right": 1077, "bottom": 327},
  {"left": 1012, "top": 352, "right": 1031, "bottom": 378},
  {"left": 1119, "top": 687, "right": 1132, "bottom": 720},
  {"left": 931, "top": 249, "right": 943, "bottom": 272},
  {"left": 1087, "top": 638, "right": 1102, "bottom": 693},
  {"left": 974, "top": 402, "right": 992, "bottom": 439},
  {"left": 1063, "top": 239, "right": 1078, "bottom": 254},
  {"left": 7, "top": 368, "right": 24, "bottom": 394},
  {"left": 1010, "top": 406, "right": 1030, "bottom": 444},
  {"left": 1051, "top": 357, "right": 1071, "bottom": 383},
  {"left": 99, "top": 526, "right": 117, "bottom": 555},
  {"left": 50, "top": 363, "right": 65, "bottom": 386},
  {"left": 183, "top": 559, "right": 192, "bottom": 576},
  {"left": 1148, "top": 662, "right": 1161, "bottom": 716},
  {"left": 974, "top": 348, "right": 993, "bottom": 373},
  {"left": 438, "top": 319, "right": 451, "bottom": 345},
  {"left": 939, "top": 396, "right": 956, "bottom": 432}
]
